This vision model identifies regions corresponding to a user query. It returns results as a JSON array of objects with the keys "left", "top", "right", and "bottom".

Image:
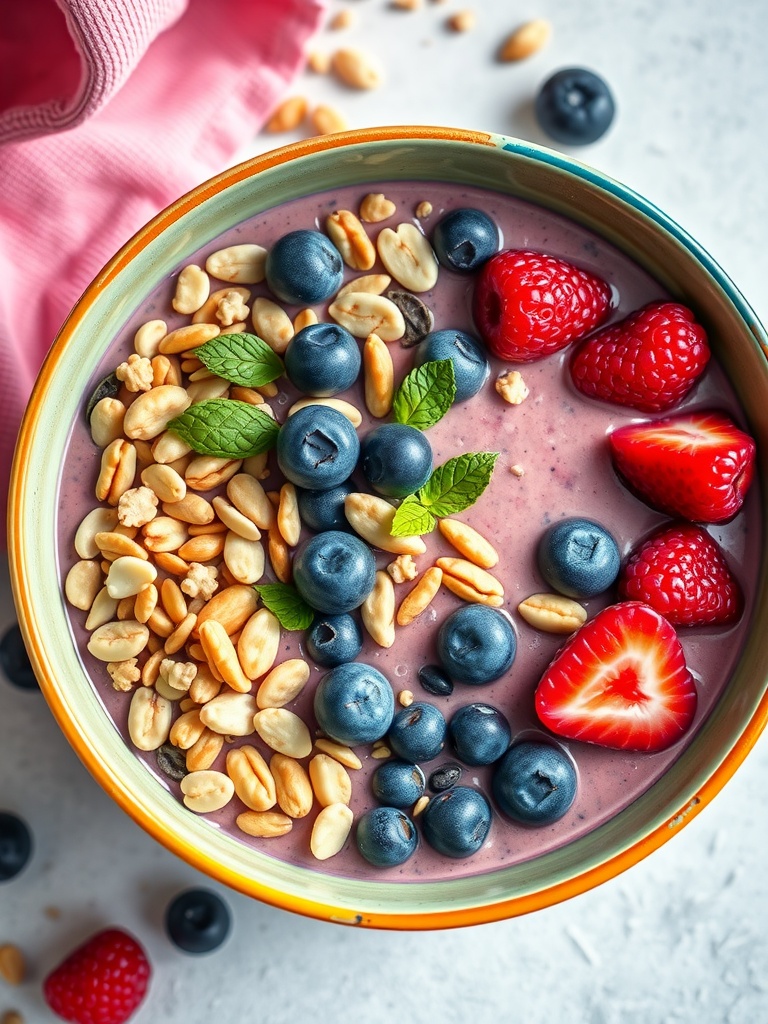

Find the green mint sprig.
[
  {"left": 168, "top": 399, "right": 279, "bottom": 459},
  {"left": 195, "top": 332, "right": 283, "bottom": 388},
  {"left": 390, "top": 451, "right": 499, "bottom": 537},
  {"left": 392, "top": 359, "right": 456, "bottom": 431},
  {"left": 254, "top": 582, "right": 315, "bottom": 631}
]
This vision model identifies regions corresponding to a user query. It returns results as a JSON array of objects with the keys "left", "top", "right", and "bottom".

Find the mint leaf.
[
  {"left": 417, "top": 452, "right": 499, "bottom": 517},
  {"left": 392, "top": 359, "right": 456, "bottom": 431},
  {"left": 196, "top": 332, "right": 283, "bottom": 388},
  {"left": 168, "top": 399, "right": 279, "bottom": 459},
  {"left": 390, "top": 495, "right": 436, "bottom": 537},
  {"left": 255, "top": 583, "right": 314, "bottom": 631}
]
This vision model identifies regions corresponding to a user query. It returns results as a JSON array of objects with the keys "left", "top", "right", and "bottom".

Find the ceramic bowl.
[{"left": 9, "top": 127, "right": 768, "bottom": 929}]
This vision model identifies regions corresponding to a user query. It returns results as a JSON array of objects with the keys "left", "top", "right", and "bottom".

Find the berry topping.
[
  {"left": 165, "top": 888, "right": 231, "bottom": 954},
  {"left": 570, "top": 301, "right": 710, "bottom": 412},
  {"left": 472, "top": 249, "right": 612, "bottom": 362},
  {"left": 388, "top": 702, "right": 447, "bottom": 763},
  {"left": 535, "top": 67, "right": 616, "bottom": 146},
  {"left": 264, "top": 229, "right": 343, "bottom": 305},
  {"left": 619, "top": 523, "right": 743, "bottom": 627},
  {"left": 492, "top": 742, "right": 578, "bottom": 824},
  {"left": 448, "top": 703, "right": 511, "bottom": 766},
  {"left": 537, "top": 517, "right": 620, "bottom": 599},
  {"left": 421, "top": 786, "right": 492, "bottom": 859},
  {"left": 609, "top": 410, "right": 756, "bottom": 523},
  {"left": 437, "top": 605, "right": 517, "bottom": 685},
  {"left": 360, "top": 422, "right": 434, "bottom": 498},
  {"left": 0, "top": 811, "right": 33, "bottom": 881},
  {"left": 535, "top": 602, "right": 698, "bottom": 752},
  {"left": 43, "top": 928, "right": 151, "bottom": 1024},
  {"left": 356, "top": 806, "right": 418, "bottom": 867},
  {"left": 431, "top": 207, "right": 500, "bottom": 273}
]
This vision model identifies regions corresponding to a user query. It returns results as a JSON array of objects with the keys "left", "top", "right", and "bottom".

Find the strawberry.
[
  {"left": 43, "top": 928, "right": 151, "bottom": 1024},
  {"left": 609, "top": 410, "right": 756, "bottom": 523},
  {"left": 472, "top": 248, "right": 612, "bottom": 362},
  {"left": 619, "top": 523, "right": 742, "bottom": 626},
  {"left": 535, "top": 602, "right": 697, "bottom": 752},
  {"left": 570, "top": 301, "right": 710, "bottom": 412}
]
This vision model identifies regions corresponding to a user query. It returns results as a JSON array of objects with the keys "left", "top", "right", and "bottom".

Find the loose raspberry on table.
[{"left": 43, "top": 927, "right": 151, "bottom": 1024}]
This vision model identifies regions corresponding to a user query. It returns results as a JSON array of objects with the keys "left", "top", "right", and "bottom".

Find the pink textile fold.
[{"left": 1, "top": 0, "right": 326, "bottom": 543}]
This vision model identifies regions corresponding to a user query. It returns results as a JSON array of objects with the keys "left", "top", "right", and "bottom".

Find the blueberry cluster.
[{"left": 317, "top": 605, "right": 580, "bottom": 868}]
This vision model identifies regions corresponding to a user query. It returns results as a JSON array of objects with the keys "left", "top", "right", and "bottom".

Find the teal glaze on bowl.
[{"left": 10, "top": 128, "right": 768, "bottom": 928}]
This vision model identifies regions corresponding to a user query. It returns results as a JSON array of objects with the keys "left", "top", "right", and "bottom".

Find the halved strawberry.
[
  {"left": 535, "top": 602, "right": 697, "bottom": 752},
  {"left": 609, "top": 410, "right": 756, "bottom": 523}
]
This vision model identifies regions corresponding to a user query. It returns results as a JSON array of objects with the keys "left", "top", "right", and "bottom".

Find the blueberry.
[
  {"left": 387, "top": 702, "right": 446, "bottom": 763},
  {"left": 437, "top": 606, "right": 516, "bottom": 686},
  {"left": 371, "top": 760, "right": 425, "bottom": 808},
  {"left": 492, "top": 742, "right": 578, "bottom": 825},
  {"left": 356, "top": 806, "right": 418, "bottom": 867},
  {"left": 297, "top": 480, "right": 354, "bottom": 533},
  {"left": 415, "top": 329, "right": 490, "bottom": 402},
  {"left": 360, "top": 423, "right": 433, "bottom": 498},
  {"left": 293, "top": 531, "right": 375, "bottom": 614},
  {"left": 432, "top": 208, "right": 500, "bottom": 273},
  {"left": 314, "top": 662, "right": 395, "bottom": 745},
  {"left": 276, "top": 405, "right": 359, "bottom": 490},
  {"left": 305, "top": 613, "right": 363, "bottom": 667},
  {"left": 284, "top": 323, "right": 361, "bottom": 397},
  {"left": 0, "top": 625, "right": 38, "bottom": 690},
  {"left": 421, "top": 787, "right": 492, "bottom": 859},
  {"left": 448, "top": 703, "right": 511, "bottom": 766},
  {"left": 265, "top": 229, "right": 344, "bottom": 305},
  {"left": 0, "top": 812, "right": 32, "bottom": 881},
  {"left": 417, "top": 664, "right": 454, "bottom": 697},
  {"left": 535, "top": 67, "right": 616, "bottom": 146},
  {"left": 537, "top": 517, "right": 620, "bottom": 599},
  {"left": 165, "top": 888, "right": 231, "bottom": 953},
  {"left": 428, "top": 762, "right": 463, "bottom": 793}
]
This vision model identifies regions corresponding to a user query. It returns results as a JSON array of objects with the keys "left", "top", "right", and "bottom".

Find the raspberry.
[
  {"left": 43, "top": 928, "right": 151, "bottom": 1024},
  {"left": 570, "top": 301, "right": 710, "bottom": 412},
  {"left": 619, "top": 523, "right": 742, "bottom": 626},
  {"left": 472, "top": 249, "right": 612, "bottom": 362}
]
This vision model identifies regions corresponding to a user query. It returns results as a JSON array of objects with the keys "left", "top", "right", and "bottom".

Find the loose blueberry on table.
[
  {"left": 0, "top": 624, "right": 38, "bottom": 690},
  {"left": 0, "top": 811, "right": 32, "bottom": 882},
  {"left": 535, "top": 67, "right": 616, "bottom": 145},
  {"left": 165, "top": 888, "right": 231, "bottom": 954},
  {"left": 60, "top": 179, "right": 759, "bottom": 881}
]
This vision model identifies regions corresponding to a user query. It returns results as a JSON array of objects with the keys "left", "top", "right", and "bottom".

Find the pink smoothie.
[{"left": 57, "top": 181, "right": 762, "bottom": 882}]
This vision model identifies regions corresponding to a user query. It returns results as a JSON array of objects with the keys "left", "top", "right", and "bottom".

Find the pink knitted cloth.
[{"left": 1, "top": 0, "right": 325, "bottom": 542}]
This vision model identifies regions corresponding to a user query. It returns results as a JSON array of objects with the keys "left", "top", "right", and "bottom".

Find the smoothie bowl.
[{"left": 9, "top": 126, "right": 768, "bottom": 929}]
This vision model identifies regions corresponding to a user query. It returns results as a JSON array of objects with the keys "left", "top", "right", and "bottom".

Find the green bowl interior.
[{"left": 15, "top": 132, "right": 768, "bottom": 923}]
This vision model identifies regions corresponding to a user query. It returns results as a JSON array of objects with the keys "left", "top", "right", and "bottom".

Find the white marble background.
[{"left": 2, "top": 0, "right": 768, "bottom": 1020}]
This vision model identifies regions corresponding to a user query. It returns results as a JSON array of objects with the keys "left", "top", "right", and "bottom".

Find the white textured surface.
[{"left": 3, "top": 0, "right": 768, "bottom": 1020}]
